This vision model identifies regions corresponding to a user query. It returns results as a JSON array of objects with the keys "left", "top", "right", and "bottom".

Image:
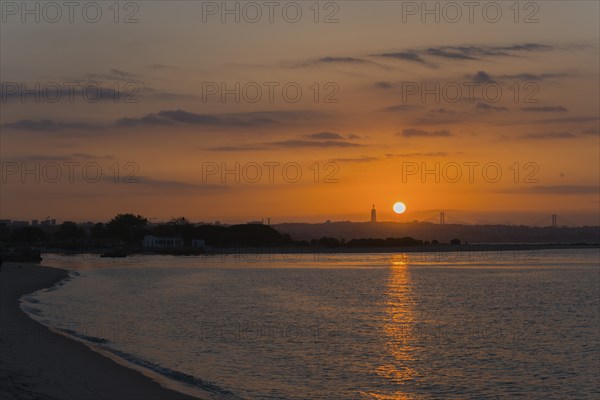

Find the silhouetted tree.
[
  {"left": 0, "top": 223, "right": 9, "bottom": 242},
  {"left": 169, "top": 216, "right": 189, "bottom": 226},
  {"left": 450, "top": 238, "right": 461, "bottom": 245},
  {"left": 106, "top": 214, "right": 148, "bottom": 244},
  {"left": 10, "top": 227, "right": 46, "bottom": 244},
  {"left": 57, "top": 221, "right": 85, "bottom": 241},
  {"left": 318, "top": 237, "right": 341, "bottom": 248},
  {"left": 91, "top": 223, "right": 107, "bottom": 240}
]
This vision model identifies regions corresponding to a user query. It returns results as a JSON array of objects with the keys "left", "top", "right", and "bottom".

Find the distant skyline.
[{"left": 1, "top": 1, "right": 599, "bottom": 225}]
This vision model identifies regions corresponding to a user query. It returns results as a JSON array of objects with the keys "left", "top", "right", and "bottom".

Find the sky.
[{"left": 1, "top": 1, "right": 599, "bottom": 225}]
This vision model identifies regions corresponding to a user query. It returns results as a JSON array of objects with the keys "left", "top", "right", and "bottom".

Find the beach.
[{"left": 0, "top": 262, "right": 198, "bottom": 400}]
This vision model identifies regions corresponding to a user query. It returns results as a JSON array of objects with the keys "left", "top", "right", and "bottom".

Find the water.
[{"left": 23, "top": 249, "right": 600, "bottom": 399}]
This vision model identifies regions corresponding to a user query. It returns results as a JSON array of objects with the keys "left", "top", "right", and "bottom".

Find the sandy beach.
[{"left": 0, "top": 262, "right": 198, "bottom": 400}]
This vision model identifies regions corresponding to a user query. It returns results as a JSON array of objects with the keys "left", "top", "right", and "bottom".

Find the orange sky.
[{"left": 1, "top": 1, "right": 599, "bottom": 225}]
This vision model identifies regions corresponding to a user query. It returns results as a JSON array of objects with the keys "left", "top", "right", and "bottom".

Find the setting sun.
[{"left": 393, "top": 202, "right": 407, "bottom": 214}]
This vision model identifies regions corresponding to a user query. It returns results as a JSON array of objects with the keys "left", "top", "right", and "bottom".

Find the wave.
[
  {"left": 19, "top": 270, "right": 79, "bottom": 314},
  {"left": 59, "top": 329, "right": 110, "bottom": 344},
  {"left": 105, "top": 348, "right": 241, "bottom": 399},
  {"left": 21, "top": 305, "right": 43, "bottom": 316}
]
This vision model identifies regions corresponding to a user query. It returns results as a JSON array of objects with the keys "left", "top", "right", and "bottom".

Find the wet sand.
[{"left": 0, "top": 262, "right": 199, "bottom": 400}]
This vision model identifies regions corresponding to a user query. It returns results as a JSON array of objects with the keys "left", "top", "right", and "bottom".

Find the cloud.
[
  {"left": 521, "top": 106, "right": 568, "bottom": 112},
  {"left": 385, "top": 152, "right": 450, "bottom": 158},
  {"left": 116, "top": 114, "right": 178, "bottom": 128},
  {"left": 158, "top": 110, "right": 223, "bottom": 124},
  {"left": 318, "top": 57, "right": 372, "bottom": 64},
  {"left": 492, "top": 115, "right": 600, "bottom": 126},
  {"left": 210, "top": 145, "right": 268, "bottom": 151},
  {"left": 430, "top": 107, "right": 455, "bottom": 114},
  {"left": 148, "top": 64, "right": 179, "bottom": 70},
  {"left": 397, "top": 128, "right": 452, "bottom": 137},
  {"left": 539, "top": 116, "right": 599, "bottom": 124},
  {"left": 2, "top": 119, "right": 104, "bottom": 132},
  {"left": 384, "top": 43, "right": 556, "bottom": 66},
  {"left": 381, "top": 105, "right": 420, "bottom": 112},
  {"left": 374, "top": 81, "right": 393, "bottom": 89},
  {"left": 304, "top": 132, "right": 347, "bottom": 140},
  {"left": 502, "top": 185, "right": 598, "bottom": 195},
  {"left": 3, "top": 110, "right": 326, "bottom": 134},
  {"left": 518, "top": 132, "right": 577, "bottom": 139},
  {"left": 115, "top": 109, "right": 320, "bottom": 129},
  {"left": 427, "top": 47, "right": 477, "bottom": 60},
  {"left": 473, "top": 71, "right": 495, "bottom": 83},
  {"left": 429, "top": 43, "right": 553, "bottom": 59},
  {"left": 297, "top": 42, "right": 555, "bottom": 71},
  {"left": 377, "top": 51, "right": 427, "bottom": 64},
  {"left": 499, "top": 72, "right": 567, "bottom": 81},
  {"left": 475, "top": 103, "right": 508, "bottom": 112},
  {"left": 211, "top": 131, "right": 363, "bottom": 151},
  {"left": 294, "top": 57, "right": 378, "bottom": 68},
  {"left": 86, "top": 68, "right": 139, "bottom": 81},
  {"left": 582, "top": 129, "right": 599, "bottom": 136},
  {"left": 330, "top": 156, "right": 378, "bottom": 163},
  {"left": 4, "top": 154, "right": 115, "bottom": 163},
  {"left": 268, "top": 140, "right": 361, "bottom": 148}
]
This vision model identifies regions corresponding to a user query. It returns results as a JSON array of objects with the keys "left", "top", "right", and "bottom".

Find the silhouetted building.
[
  {"left": 41, "top": 219, "right": 56, "bottom": 226},
  {"left": 143, "top": 235, "right": 183, "bottom": 248},
  {"left": 371, "top": 205, "right": 377, "bottom": 223},
  {"left": 192, "top": 239, "right": 206, "bottom": 248},
  {"left": 10, "top": 221, "right": 29, "bottom": 228}
]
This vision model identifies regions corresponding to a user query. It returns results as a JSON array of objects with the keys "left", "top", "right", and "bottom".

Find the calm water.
[{"left": 23, "top": 249, "right": 600, "bottom": 399}]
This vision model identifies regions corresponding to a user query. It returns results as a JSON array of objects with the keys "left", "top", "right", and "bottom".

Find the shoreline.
[
  {"left": 39, "top": 242, "right": 600, "bottom": 258},
  {"left": 0, "top": 262, "right": 202, "bottom": 400}
]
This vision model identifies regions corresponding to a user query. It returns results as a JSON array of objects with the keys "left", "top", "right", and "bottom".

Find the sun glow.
[{"left": 393, "top": 202, "right": 407, "bottom": 214}]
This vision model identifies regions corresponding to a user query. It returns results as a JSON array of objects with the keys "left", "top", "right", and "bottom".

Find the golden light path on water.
[{"left": 368, "top": 256, "right": 419, "bottom": 399}]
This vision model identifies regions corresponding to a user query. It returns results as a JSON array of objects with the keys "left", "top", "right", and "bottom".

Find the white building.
[
  {"left": 143, "top": 235, "right": 183, "bottom": 248},
  {"left": 191, "top": 239, "right": 206, "bottom": 248}
]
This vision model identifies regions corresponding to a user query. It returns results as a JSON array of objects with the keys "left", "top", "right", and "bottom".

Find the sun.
[{"left": 393, "top": 202, "right": 407, "bottom": 214}]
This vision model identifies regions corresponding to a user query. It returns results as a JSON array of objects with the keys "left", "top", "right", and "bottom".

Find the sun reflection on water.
[{"left": 370, "top": 256, "right": 419, "bottom": 399}]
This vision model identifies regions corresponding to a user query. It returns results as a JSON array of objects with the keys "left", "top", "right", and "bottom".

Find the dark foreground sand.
[{"left": 0, "top": 262, "right": 198, "bottom": 400}]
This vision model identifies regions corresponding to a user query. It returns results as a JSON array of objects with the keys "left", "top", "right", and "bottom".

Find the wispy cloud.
[
  {"left": 385, "top": 152, "right": 451, "bottom": 158},
  {"left": 374, "top": 81, "right": 393, "bottom": 89},
  {"left": 381, "top": 105, "right": 420, "bottom": 112},
  {"left": 377, "top": 51, "right": 427, "bottom": 64},
  {"left": 115, "top": 109, "right": 321, "bottom": 129},
  {"left": 473, "top": 71, "right": 495, "bottom": 83},
  {"left": 397, "top": 128, "right": 452, "bottom": 138},
  {"left": 210, "top": 131, "right": 363, "bottom": 151},
  {"left": 3, "top": 154, "right": 115, "bottom": 163},
  {"left": 582, "top": 129, "right": 599, "bottom": 136},
  {"left": 475, "top": 103, "right": 508, "bottom": 112},
  {"left": 501, "top": 185, "right": 599, "bottom": 195},
  {"left": 372, "top": 43, "right": 555, "bottom": 68},
  {"left": 518, "top": 132, "right": 577, "bottom": 139},
  {"left": 268, "top": 139, "right": 362, "bottom": 148},
  {"left": 499, "top": 72, "right": 567, "bottom": 81},
  {"left": 148, "top": 64, "right": 180, "bottom": 70},
  {"left": 2, "top": 109, "right": 326, "bottom": 133},
  {"left": 304, "top": 132, "right": 347, "bottom": 140},
  {"left": 86, "top": 68, "right": 139, "bottom": 81},
  {"left": 330, "top": 156, "right": 379, "bottom": 163},
  {"left": 292, "top": 56, "right": 379, "bottom": 68},
  {"left": 521, "top": 106, "right": 568, "bottom": 113},
  {"left": 2, "top": 119, "right": 104, "bottom": 132}
]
